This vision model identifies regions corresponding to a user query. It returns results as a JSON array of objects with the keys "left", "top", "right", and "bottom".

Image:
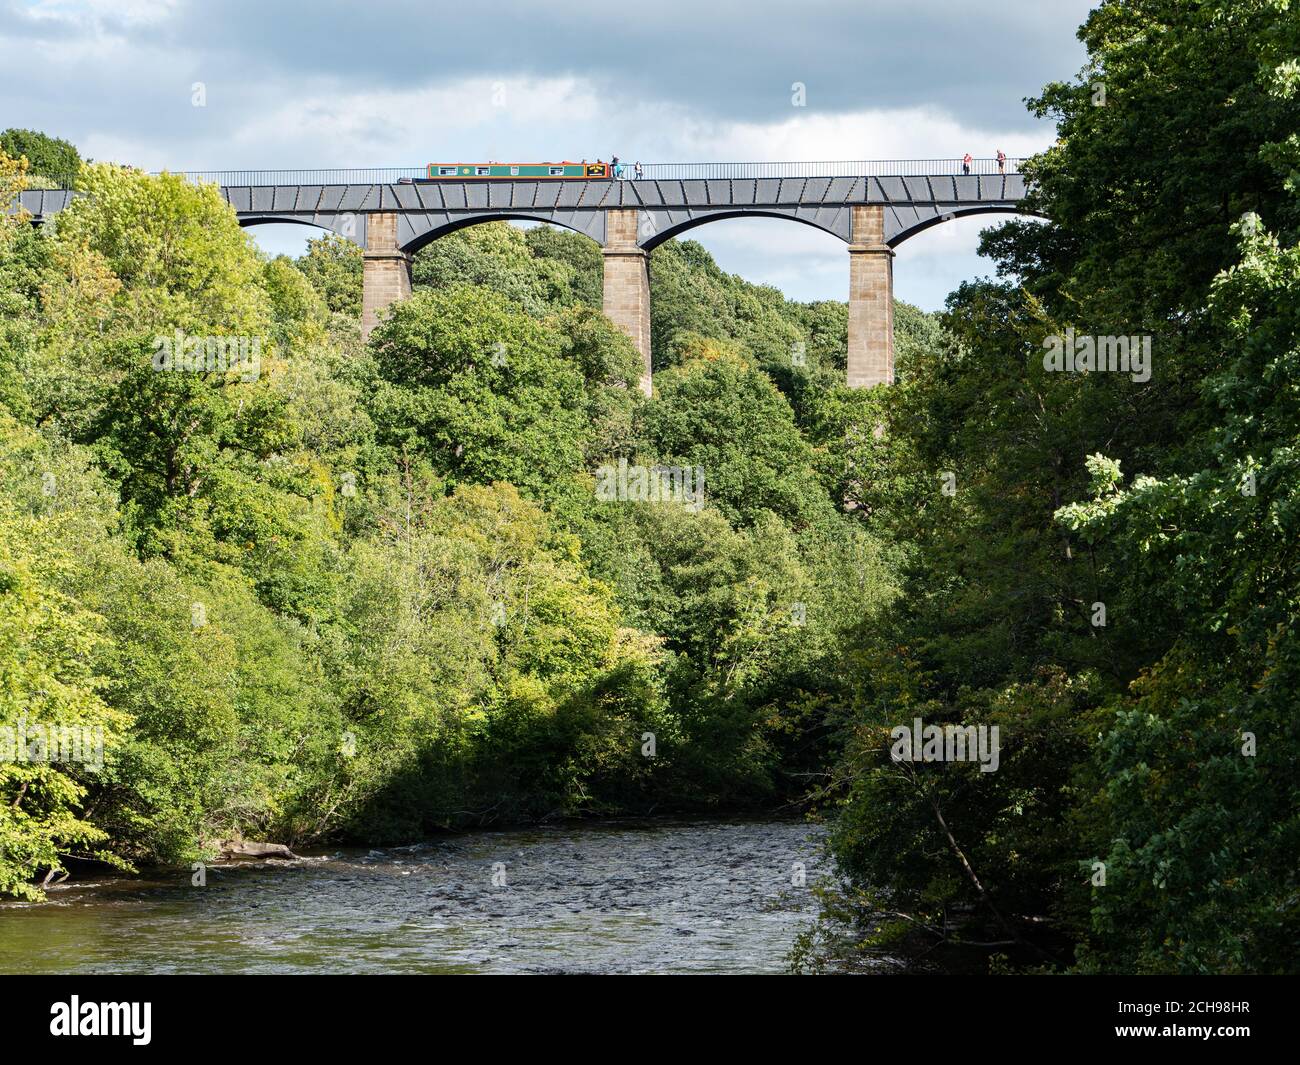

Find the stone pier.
[
  {"left": 846, "top": 205, "right": 895, "bottom": 388},
  {"left": 601, "top": 209, "right": 653, "bottom": 396},
  {"left": 361, "top": 212, "right": 412, "bottom": 340}
]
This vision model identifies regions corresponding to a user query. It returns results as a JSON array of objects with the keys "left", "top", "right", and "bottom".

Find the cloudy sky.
[{"left": 6, "top": 0, "right": 1096, "bottom": 309}]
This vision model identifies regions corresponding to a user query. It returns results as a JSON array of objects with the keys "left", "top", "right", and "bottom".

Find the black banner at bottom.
[{"left": 0, "top": 974, "right": 1291, "bottom": 1052}]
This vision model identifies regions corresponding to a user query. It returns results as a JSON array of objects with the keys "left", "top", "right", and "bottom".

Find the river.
[{"left": 0, "top": 818, "right": 826, "bottom": 974}]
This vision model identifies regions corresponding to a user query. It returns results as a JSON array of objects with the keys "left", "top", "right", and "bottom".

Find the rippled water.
[{"left": 0, "top": 819, "right": 825, "bottom": 974}]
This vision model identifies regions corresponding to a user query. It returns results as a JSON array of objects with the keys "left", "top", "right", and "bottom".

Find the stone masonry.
[
  {"left": 846, "top": 205, "right": 896, "bottom": 388},
  {"left": 601, "top": 209, "right": 653, "bottom": 396},
  {"left": 361, "top": 212, "right": 412, "bottom": 339}
]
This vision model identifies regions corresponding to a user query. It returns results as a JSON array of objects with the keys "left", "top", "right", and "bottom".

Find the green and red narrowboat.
[{"left": 423, "top": 162, "right": 610, "bottom": 180}]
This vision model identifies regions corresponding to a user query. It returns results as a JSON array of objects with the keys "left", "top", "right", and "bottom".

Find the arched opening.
[
  {"left": 239, "top": 218, "right": 343, "bottom": 261},
  {"left": 400, "top": 213, "right": 600, "bottom": 256},
  {"left": 620, "top": 212, "right": 848, "bottom": 385},
  {"left": 644, "top": 213, "right": 849, "bottom": 304},
  {"left": 640, "top": 209, "right": 845, "bottom": 253},
  {"left": 396, "top": 217, "right": 607, "bottom": 318},
  {"left": 888, "top": 205, "right": 1049, "bottom": 248},
  {"left": 889, "top": 210, "right": 1047, "bottom": 311}
]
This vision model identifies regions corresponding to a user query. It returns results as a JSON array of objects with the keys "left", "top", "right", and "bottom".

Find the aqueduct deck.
[{"left": 17, "top": 160, "right": 1032, "bottom": 394}]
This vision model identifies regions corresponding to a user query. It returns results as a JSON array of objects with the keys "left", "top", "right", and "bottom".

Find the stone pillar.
[
  {"left": 602, "top": 209, "right": 653, "bottom": 396},
  {"left": 361, "top": 212, "right": 412, "bottom": 340},
  {"left": 846, "top": 205, "right": 895, "bottom": 388}
]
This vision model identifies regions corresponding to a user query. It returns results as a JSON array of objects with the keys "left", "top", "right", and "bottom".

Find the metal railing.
[
  {"left": 28, "top": 159, "right": 1025, "bottom": 190},
  {"left": 617, "top": 159, "right": 1023, "bottom": 180},
  {"left": 25, "top": 167, "right": 427, "bottom": 191},
  {"left": 170, "top": 167, "right": 429, "bottom": 186}
]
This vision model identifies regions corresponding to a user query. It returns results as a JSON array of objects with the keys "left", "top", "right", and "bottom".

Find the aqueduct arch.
[
  {"left": 16, "top": 164, "right": 1034, "bottom": 395},
  {"left": 887, "top": 204, "right": 1049, "bottom": 246},
  {"left": 638, "top": 208, "right": 847, "bottom": 252}
]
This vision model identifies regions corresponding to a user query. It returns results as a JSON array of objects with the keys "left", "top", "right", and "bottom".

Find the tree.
[
  {"left": 644, "top": 353, "right": 834, "bottom": 529},
  {"left": 368, "top": 284, "right": 593, "bottom": 508},
  {"left": 40, "top": 165, "right": 345, "bottom": 616},
  {"left": 649, "top": 238, "right": 807, "bottom": 380},
  {"left": 0, "top": 416, "right": 130, "bottom": 898},
  {"left": 526, "top": 224, "right": 603, "bottom": 307},
  {"left": 295, "top": 233, "right": 363, "bottom": 317},
  {"left": 0, "top": 148, "right": 43, "bottom": 421},
  {"left": 814, "top": 0, "right": 1300, "bottom": 973},
  {"left": 0, "top": 129, "right": 81, "bottom": 185},
  {"left": 50, "top": 165, "right": 268, "bottom": 335},
  {"left": 326, "top": 481, "right": 669, "bottom": 835},
  {"left": 1058, "top": 218, "right": 1300, "bottom": 973},
  {"left": 412, "top": 222, "right": 579, "bottom": 317}
]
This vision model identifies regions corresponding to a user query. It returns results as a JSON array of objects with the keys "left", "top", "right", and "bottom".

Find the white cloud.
[
  {"left": 5, "top": 0, "right": 1076, "bottom": 305},
  {"left": 672, "top": 105, "right": 1049, "bottom": 164},
  {"left": 25, "top": 0, "right": 178, "bottom": 26}
]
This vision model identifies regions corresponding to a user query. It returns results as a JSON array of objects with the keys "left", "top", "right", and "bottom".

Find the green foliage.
[
  {"left": 319, "top": 481, "right": 672, "bottom": 835},
  {"left": 295, "top": 233, "right": 363, "bottom": 317},
  {"left": 368, "top": 284, "right": 593, "bottom": 508},
  {"left": 1005, "top": 0, "right": 1300, "bottom": 323},
  {"left": 1058, "top": 222, "right": 1300, "bottom": 973},
  {"left": 412, "top": 222, "right": 582, "bottom": 316},
  {"left": 0, "top": 129, "right": 81, "bottom": 184},
  {"left": 0, "top": 419, "right": 130, "bottom": 898},
  {"left": 262, "top": 255, "right": 329, "bottom": 338},
  {"left": 649, "top": 239, "right": 806, "bottom": 378},
  {"left": 52, "top": 165, "right": 269, "bottom": 335},
  {"left": 0, "top": 136, "right": 901, "bottom": 902},
  {"left": 645, "top": 354, "right": 835, "bottom": 529},
  {"left": 0, "top": 149, "right": 45, "bottom": 421},
  {"left": 814, "top": 0, "right": 1300, "bottom": 976},
  {"left": 525, "top": 224, "right": 603, "bottom": 307}
]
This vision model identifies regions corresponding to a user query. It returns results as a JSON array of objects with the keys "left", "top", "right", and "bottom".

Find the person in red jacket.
[{"left": 962, "top": 152, "right": 972, "bottom": 175}]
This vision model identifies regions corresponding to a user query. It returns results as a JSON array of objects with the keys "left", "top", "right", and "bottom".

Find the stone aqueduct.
[{"left": 18, "top": 161, "right": 1030, "bottom": 394}]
